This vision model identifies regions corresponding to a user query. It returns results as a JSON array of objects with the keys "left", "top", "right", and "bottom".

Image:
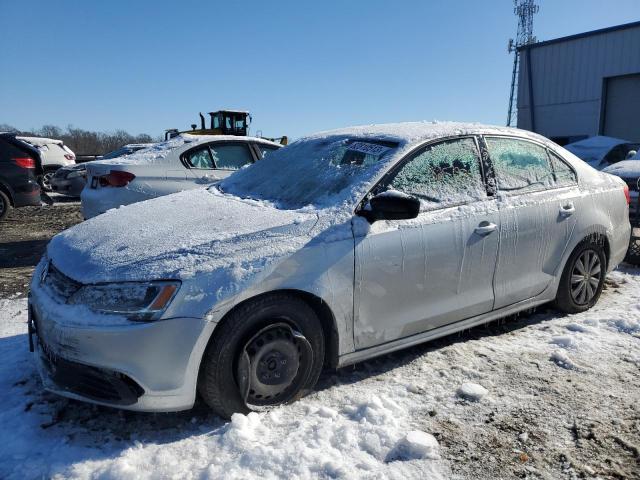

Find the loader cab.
[{"left": 209, "top": 110, "right": 251, "bottom": 136}]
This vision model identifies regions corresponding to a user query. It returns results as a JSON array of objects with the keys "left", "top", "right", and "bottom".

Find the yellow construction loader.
[{"left": 164, "top": 110, "right": 287, "bottom": 145}]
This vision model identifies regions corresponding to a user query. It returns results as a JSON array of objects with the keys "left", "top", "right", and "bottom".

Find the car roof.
[{"left": 301, "top": 121, "right": 550, "bottom": 149}]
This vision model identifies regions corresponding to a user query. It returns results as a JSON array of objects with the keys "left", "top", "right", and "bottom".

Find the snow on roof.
[
  {"left": 564, "top": 136, "right": 631, "bottom": 164},
  {"left": 302, "top": 121, "right": 532, "bottom": 145},
  {"left": 16, "top": 136, "right": 63, "bottom": 146},
  {"left": 93, "top": 134, "right": 279, "bottom": 166}
]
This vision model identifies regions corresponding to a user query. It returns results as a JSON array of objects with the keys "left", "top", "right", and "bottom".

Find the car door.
[
  {"left": 484, "top": 136, "right": 581, "bottom": 309},
  {"left": 353, "top": 136, "right": 501, "bottom": 350}
]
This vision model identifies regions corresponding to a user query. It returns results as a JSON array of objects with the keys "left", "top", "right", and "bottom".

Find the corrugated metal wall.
[{"left": 517, "top": 24, "right": 640, "bottom": 140}]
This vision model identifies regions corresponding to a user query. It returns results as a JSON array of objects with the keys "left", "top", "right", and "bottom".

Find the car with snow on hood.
[
  {"left": 80, "top": 134, "right": 281, "bottom": 218},
  {"left": 29, "top": 122, "right": 631, "bottom": 418},
  {"left": 564, "top": 135, "right": 640, "bottom": 170}
]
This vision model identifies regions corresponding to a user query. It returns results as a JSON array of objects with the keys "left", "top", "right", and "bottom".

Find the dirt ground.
[{"left": 0, "top": 197, "right": 83, "bottom": 297}]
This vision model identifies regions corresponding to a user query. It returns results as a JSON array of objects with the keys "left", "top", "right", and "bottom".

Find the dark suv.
[{"left": 0, "top": 133, "right": 43, "bottom": 220}]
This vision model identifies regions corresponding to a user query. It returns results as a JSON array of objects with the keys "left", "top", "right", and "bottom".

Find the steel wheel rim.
[
  {"left": 570, "top": 249, "right": 601, "bottom": 305},
  {"left": 42, "top": 173, "right": 54, "bottom": 191}
]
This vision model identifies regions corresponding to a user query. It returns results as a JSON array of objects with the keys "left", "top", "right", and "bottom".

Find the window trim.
[
  {"left": 253, "top": 142, "right": 281, "bottom": 159},
  {"left": 356, "top": 135, "right": 491, "bottom": 215},
  {"left": 181, "top": 145, "right": 215, "bottom": 170},
  {"left": 546, "top": 148, "right": 578, "bottom": 187},
  {"left": 181, "top": 140, "right": 259, "bottom": 171},
  {"left": 481, "top": 134, "right": 578, "bottom": 197}
]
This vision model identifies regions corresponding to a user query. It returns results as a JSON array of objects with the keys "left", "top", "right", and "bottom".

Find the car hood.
[{"left": 47, "top": 188, "right": 318, "bottom": 284}]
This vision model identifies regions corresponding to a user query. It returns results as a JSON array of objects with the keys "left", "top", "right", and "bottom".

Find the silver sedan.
[{"left": 28, "top": 122, "right": 631, "bottom": 418}]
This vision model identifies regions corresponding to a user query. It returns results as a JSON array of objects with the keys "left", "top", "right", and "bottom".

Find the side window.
[
  {"left": 486, "top": 137, "right": 554, "bottom": 194},
  {"left": 210, "top": 144, "right": 254, "bottom": 170},
  {"left": 185, "top": 147, "right": 214, "bottom": 169},
  {"left": 548, "top": 151, "right": 577, "bottom": 187},
  {"left": 387, "top": 137, "right": 486, "bottom": 210}
]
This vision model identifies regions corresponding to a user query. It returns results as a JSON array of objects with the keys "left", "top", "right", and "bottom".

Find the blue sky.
[{"left": 1, "top": 0, "right": 638, "bottom": 139}]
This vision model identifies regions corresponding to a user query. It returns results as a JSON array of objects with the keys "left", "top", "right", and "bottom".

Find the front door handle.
[
  {"left": 475, "top": 221, "right": 497, "bottom": 236},
  {"left": 560, "top": 203, "right": 575, "bottom": 217}
]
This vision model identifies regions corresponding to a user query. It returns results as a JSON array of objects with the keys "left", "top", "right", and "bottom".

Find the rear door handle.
[
  {"left": 560, "top": 203, "right": 575, "bottom": 216},
  {"left": 475, "top": 221, "right": 497, "bottom": 236}
]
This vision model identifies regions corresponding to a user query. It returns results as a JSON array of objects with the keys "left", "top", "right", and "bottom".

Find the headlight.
[{"left": 67, "top": 281, "right": 180, "bottom": 321}]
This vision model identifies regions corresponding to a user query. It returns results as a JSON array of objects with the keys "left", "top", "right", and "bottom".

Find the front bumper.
[{"left": 28, "top": 287, "right": 215, "bottom": 412}]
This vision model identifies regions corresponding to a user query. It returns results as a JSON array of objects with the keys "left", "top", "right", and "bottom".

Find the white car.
[
  {"left": 81, "top": 134, "right": 281, "bottom": 219},
  {"left": 17, "top": 136, "right": 76, "bottom": 190}
]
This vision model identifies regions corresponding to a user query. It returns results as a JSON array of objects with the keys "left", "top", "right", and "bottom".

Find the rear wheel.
[
  {"left": 198, "top": 293, "right": 324, "bottom": 419},
  {"left": 554, "top": 240, "right": 606, "bottom": 314},
  {"left": 0, "top": 190, "right": 10, "bottom": 221}
]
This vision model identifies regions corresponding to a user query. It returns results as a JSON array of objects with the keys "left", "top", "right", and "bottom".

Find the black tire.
[
  {"left": 553, "top": 239, "right": 606, "bottom": 314},
  {"left": 198, "top": 293, "right": 324, "bottom": 419},
  {"left": 0, "top": 190, "right": 10, "bottom": 221}
]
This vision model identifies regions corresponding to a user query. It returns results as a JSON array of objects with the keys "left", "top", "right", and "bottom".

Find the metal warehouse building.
[{"left": 517, "top": 21, "right": 640, "bottom": 145}]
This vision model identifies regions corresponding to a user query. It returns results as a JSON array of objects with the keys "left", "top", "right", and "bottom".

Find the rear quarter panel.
[{"left": 552, "top": 145, "right": 631, "bottom": 272}]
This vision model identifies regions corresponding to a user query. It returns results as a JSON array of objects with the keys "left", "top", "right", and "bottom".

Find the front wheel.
[
  {"left": 198, "top": 294, "right": 324, "bottom": 419},
  {"left": 554, "top": 241, "right": 606, "bottom": 314}
]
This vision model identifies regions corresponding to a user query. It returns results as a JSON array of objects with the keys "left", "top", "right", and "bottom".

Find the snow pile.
[
  {"left": 456, "top": 382, "right": 488, "bottom": 402},
  {"left": 391, "top": 431, "right": 440, "bottom": 461}
]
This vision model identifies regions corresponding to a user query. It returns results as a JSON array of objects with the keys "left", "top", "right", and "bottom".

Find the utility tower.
[{"left": 506, "top": 0, "right": 539, "bottom": 126}]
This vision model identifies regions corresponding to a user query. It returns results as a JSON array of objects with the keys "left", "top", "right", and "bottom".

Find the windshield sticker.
[{"left": 347, "top": 142, "right": 391, "bottom": 157}]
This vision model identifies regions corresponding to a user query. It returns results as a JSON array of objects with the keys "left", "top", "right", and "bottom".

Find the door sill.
[{"left": 338, "top": 295, "right": 551, "bottom": 368}]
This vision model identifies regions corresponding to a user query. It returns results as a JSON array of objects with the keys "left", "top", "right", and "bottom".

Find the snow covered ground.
[{"left": 1, "top": 266, "right": 639, "bottom": 479}]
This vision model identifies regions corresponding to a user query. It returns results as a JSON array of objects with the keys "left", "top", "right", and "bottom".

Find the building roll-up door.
[{"left": 602, "top": 74, "right": 640, "bottom": 142}]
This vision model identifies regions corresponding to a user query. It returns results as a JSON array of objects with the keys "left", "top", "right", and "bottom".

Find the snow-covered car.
[
  {"left": 603, "top": 160, "right": 640, "bottom": 215},
  {"left": 29, "top": 122, "right": 631, "bottom": 418},
  {"left": 80, "top": 135, "right": 281, "bottom": 218},
  {"left": 17, "top": 136, "right": 76, "bottom": 191},
  {"left": 564, "top": 136, "right": 640, "bottom": 170}
]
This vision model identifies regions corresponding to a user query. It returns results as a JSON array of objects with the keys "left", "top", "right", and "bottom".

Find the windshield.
[{"left": 218, "top": 136, "right": 400, "bottom": 209}]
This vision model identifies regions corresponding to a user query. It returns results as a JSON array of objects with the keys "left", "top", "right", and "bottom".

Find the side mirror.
[{"left": 364, "top": 190, "right": 420, "bottom": 222}]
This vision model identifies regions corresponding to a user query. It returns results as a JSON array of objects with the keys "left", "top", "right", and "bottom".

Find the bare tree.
[{"left": 0, "top": 123, "right": 161, "bottom": 155}]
